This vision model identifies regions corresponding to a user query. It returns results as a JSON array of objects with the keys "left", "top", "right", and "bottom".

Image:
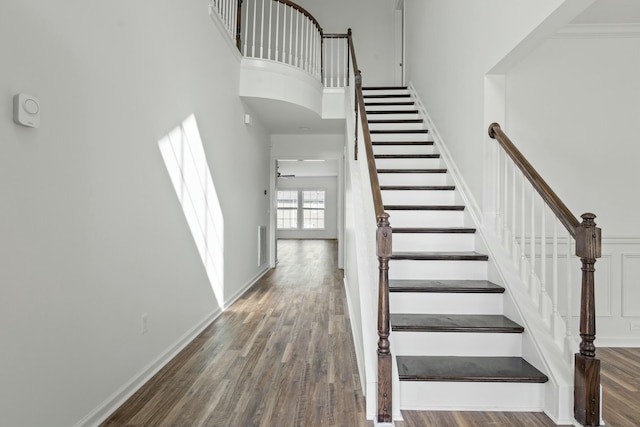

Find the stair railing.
[
  {"left": 488, "top": 123, "right": 601, "bottom": 426},
  {"left": 210, "top": 0, "right": 351, "bottom": 87},
  {"left": 348, "top": 28, "right": 393, "bottom": 424}
]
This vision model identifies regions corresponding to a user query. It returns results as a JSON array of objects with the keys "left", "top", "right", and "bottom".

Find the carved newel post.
[
  {"left": 574, "top": 213, "right": 601, "bottom": 426},
  {"left": 376, "top": 213, "right": 392, "bottom": 423}
]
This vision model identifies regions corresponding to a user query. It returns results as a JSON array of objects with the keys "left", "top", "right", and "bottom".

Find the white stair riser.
[
  {"left": 392, "top": 233, "right": 475, "bottom": 252},
  {"left": 370, "top": 133, "right": 431, "bottom": 142},
  {"left": 373, "top": 145, "right": 436, "bottom": 156},
  {"left": 379, "top": 173, "right": 449, "bottom": 186},
  {"left": 369, "top": 122, "right": 426, "bottom": 131},
  {"left": 375, "top": 158, "right": 442, "bottom": 169},
  {"left": 389, "top": 259, "right": 487, "bottom": 280},
  {"left": 386, "top": 210, "right": 464, "bottom": 228},
  {"left": 366, "top": 113, "right": 419, "bottom": 120},
  {"left": 363, "top": 90, "right": 409, "bottom": 96},
  {"left": 390, "top": 290, "right": 501, "bottom": 314},
  {"left": 399, "top": 382, "right": 546, "bottom": 412},
  {"left": 382, "top": 190, "right": 456, "bottom": 205},
  {"left": 391, "top": 332, "right": 521, "bottom": 357},
  {"left": 364, "top": 97, "right": 412, "bottom": 104},
  {"left": 366, "top": 104, "right": 416, "bottom": 111}
]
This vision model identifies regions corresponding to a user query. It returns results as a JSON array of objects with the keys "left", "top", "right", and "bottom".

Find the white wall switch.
[{"left": 13, "top": 93, "right": 40, "bottom": 128}]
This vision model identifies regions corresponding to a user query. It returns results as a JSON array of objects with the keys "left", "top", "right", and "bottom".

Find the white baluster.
[
  {"left": 553, "top": 218, "right": 560, "bottom": 341},
  {"left": 540, "top": 206, "right": 546, "bottom": 314},
  {"left": 520, "top": 176, "right": 526, "bottom": 283},
  {"left": 496, "top": 149, "right": 502, "bottom": 236},
  {"left": 511, "top": 165, "right": 517, "bottom": 262},
  {"left": 267, "top": 0, "right": 272, "bottom": 60},
  {"left": 503, "top": 152, "right": 509, "bottom": 246},
  {"left": 243, "top": 0, "right": 250, "bottom": 56},
  {"left": 251, "top": 0, "right": 257, "bottom": 57},
  {"left": 566, "top": 231, "right": 573, "bottom": 348},
  {"left": 260, "top": 0, "right": 265, "bottom": 58},
  {"left": 530, "top": 188, "right": 536, "bottom": 299},
  {"left": 288, "top": 6, "right": 293, "bottom": 65}
]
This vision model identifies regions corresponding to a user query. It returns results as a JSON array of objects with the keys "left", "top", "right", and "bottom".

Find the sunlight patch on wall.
[{"left": 159, "top": 114, "right": 224, "bottom": 307}]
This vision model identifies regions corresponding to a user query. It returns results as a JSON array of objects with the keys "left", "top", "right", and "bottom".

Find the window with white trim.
[{"left": 276, "top": 189, "right": 326, "bottom": 230}]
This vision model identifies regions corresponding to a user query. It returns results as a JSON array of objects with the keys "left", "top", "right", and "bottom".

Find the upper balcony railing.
[{"left": 210, "top": 0, "right": 349, "bottom": 88}]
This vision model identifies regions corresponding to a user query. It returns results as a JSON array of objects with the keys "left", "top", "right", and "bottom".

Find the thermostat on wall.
[{"left": 13, "top": 93, "right": 40, "bottom": 128}]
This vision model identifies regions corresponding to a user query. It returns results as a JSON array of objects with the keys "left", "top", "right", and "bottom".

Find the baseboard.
[
  {"left": 73, "top": 309, "right": 222, "bottom": 427},
  {"left": 596, "top": 338, "right": 640, "bottom": 348},
  {"left": 222, "top": 265, "right": 270, "bottom": 310},
  {"left": 75, "top": 266, "right": 271, "bottom": 427}
]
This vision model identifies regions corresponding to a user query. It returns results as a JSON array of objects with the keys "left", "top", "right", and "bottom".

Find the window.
[
  {"left": 277, "top": 189, "right": 326, "bottom": 230},
  {"left": 302, "top": 190, "right": 325, "bottom": 229},
  {"left": 277, "top": 190, "right": 298, "bottom": 229}
]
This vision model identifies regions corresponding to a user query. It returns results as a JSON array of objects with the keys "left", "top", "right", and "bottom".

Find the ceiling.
[
  {"left": 571, "top": 0, "right": 640, "bottom": 25},
  {"left": 277, "top": 159, "right": 339, "bottom": 178},
  {"left": 242, "top": 97, "right": 345, "bottom": 135}
]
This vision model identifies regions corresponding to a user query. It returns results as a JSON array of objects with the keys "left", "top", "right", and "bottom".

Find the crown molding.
[{"left": 554, "top": 23, "right": 640, "bottom": 39}]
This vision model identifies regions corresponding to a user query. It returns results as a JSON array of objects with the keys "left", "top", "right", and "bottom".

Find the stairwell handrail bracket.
[
  {"left": 347, "top": 29, "right": 393, "bottom": 424},
  {"left": 488, "top": 122, "right": 602, "bottom": 427}
]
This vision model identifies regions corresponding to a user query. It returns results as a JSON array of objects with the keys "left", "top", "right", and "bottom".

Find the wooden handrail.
[
  {"left": 348, "top": 28, "right": 393, "bottom": 424},
  {"left": 271, "top": 0, "right": 322, "bottom": 32},
  {"left": 488, "top": 122, "right": 601, "bottom": 426},
  {"left": 488, "top": 123, "right": 580, "bottom": 236}
]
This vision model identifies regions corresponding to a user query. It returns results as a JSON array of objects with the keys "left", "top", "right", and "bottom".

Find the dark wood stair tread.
[
  {"left": 368, "top": 119, "right": 424, "bottom": 124},
  {"left": 365, "top": 101, "right": 414, "bottom": 106},
  {"left": 391, "top": 251, "right": 488, "bottom": 261},
  {"left": 366, "top": 110, "right": 419, "bottom": 115},
  {"left": 389, "top": 279, "right": 503, "bottom": 293},
  {"left": 390, "top": 314, "right": 522, "bottom": 333},
  {"left": 372, "top": 141, "right": 434, "bottom": 146},
  {"left": 381, "top": 185, "right": 454, "bottom": 191},
  {"left": 378, "top": 168, "right": 446, "bottom": 173},
  {"left": 370, "top": 129, "right": 429, "bottom": 134},
  {"left": 391, "top": 227, "right": 476, "bottom": 234},
  {"left": 384, "top": 205, "right": 464, "bottom": 211},
  {"left": 363, "top": 86, "right": 408, "bottom": 90},
  {"left": 363, "top": 94, "right": 411, "bottom": 99},
  {"left": 397, "top": 356, "right": 548, "bottom": 383},
  {"left": 375, "top": 154, "right": 440, "bottom": 159}
]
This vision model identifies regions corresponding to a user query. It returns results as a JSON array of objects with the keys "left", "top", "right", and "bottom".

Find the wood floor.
[
  {"left": 101, "top": 239, "right": 639, "bottom": 427},
  {"left": 599, "top": 347, "right": 640, "bottom": 427}
]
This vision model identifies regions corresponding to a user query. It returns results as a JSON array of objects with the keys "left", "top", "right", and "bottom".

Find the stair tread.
[
  {"left": 391, "top": 314, "right": 522, "bottom": 333},
  {"left": 384, "top": 205, "right": 465, "bottom": 211},
  {"left": 362, "top": 86, "right": 408, "bottom": 90},
  {"left": 378, "top": 169, "right": 446, "bottom": 173},
  {"left": 391, "top": 251, "right": 488, "bottom": 261},
  {"left": 363, "top": 93, "right": 411, "bottom": 99},
  {"left": 397, "top": 356, "right": 548, "bottom": 383},
  {"left": 372, "top": 141, "right": 434, "bottom": 146},
  {"left": 389, "top": 279, "right": 503, "bottom": 293},
  {"left": 370, "top": 129, "right": 429, "bottom": 134},
  {"left": 368, "top": 119, "right": 424, "bottom": 124},
  {"left": 365, "top": 101, "right": 415, "bottom": 106},
  {"left": 392, "top": 227, "right": 476, "bottom": 234},
  {"left": 381, "top": 185, "right": 454, "bottom": 191},
  {"left": 374, "top": 154, "right": 440, "bottom": 159},
  {"left": 366, "top": 110, "right": 419, "bottom": 115}
]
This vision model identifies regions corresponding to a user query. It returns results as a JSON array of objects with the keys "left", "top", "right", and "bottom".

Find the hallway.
[{"left": 101, "top": 240, "right": 371, "bottom": 427}]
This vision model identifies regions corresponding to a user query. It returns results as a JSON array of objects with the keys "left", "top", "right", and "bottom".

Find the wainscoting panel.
[{"left": 622, "top": 253, "right": 640, "bottom": 317}]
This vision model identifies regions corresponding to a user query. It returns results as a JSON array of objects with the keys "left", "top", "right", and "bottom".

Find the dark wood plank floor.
[
  {"left": 100, "top": 239, "right": 639, "bottom": 427},
  {"left": 101, "top": 240, "right": 371, "bottom": 427},
  {"left": 600, "top": 347, "right": 640, "bottom": 427}
]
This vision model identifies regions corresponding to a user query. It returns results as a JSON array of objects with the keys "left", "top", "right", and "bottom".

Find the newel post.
[
  {"left": 376, "top": 213, "right": 392, "bottom": 423},
  {"left": 574, "top": 213, "right": 601, "bottom": 426}
]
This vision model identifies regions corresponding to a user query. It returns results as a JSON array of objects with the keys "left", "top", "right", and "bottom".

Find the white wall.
[
  {"left": 277, "top": 176, "right": 338, "bottom": 239},
  {"left": 505, "top": 33, "right": 640, "bottom": 344},
  {"left": 294, "top": 0, "right": 398, "bottom": 86},
  {"left": 403, "top": 0, "right": 586, "bottom": 209},
  {"left": 0, "top": 2, "right": 270, "bottom": 426}
]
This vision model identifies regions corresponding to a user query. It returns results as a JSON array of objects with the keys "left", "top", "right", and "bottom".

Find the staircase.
[{"left": 363, "top": 86, "right": 549, "bottom": 413}]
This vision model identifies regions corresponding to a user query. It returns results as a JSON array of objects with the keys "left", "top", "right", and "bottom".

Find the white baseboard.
[
  {"left": 75, "top": 266, "right": 271, "bottom": 427},
  {"left": 596, "top": 338, "right": 640, "bottom": 348}
]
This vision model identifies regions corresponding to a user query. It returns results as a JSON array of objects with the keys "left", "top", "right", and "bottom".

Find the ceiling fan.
[{"left": 277, "top": 168, "right": 295, "bottom": 179}]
